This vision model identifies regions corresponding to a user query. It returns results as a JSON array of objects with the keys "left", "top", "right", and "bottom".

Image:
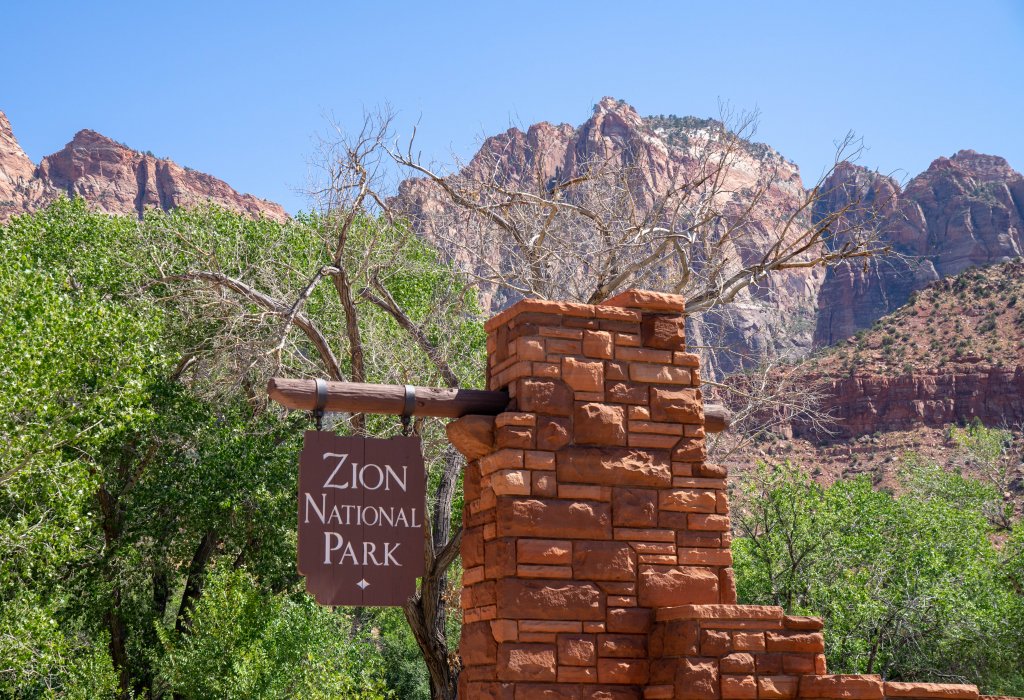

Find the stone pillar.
[
  {"left": 450, "top": 290, "right": 734, "bottom": 698},
  {"left": 448, "top": 289, "right": 994, "bottom": 700}
]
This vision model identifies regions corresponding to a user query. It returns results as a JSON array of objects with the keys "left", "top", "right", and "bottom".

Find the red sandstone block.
[
  {"left": 557, "top": 633, "right": 597, "bottom": 666},
  {"left": 461, "top": 621, "right": 498, "bottom": 665},
  {"left": 717, "top": 491, "right": 730, "bottom": 514},
  {"left": 514, "top": 337, "right": 545, "bottom": 362},
  {"left": 536, "top": 418, "right": 572, "bottom": 452},
  {"left": 678, "top": 548, "right": 733, "bottom": 566},
  {"left": 557, "top": 666, "right": 596, "bottom": 684},
  {"left": 638, "top": 555, "right": 677, "bottom": 565},
  {"left": 721, "top": 653, "right": 755, "bottom": 673},
  {"left": 783, "top": 615, "right": 824, "bottom": 631},
  {"left": 633, "top": 542, "right": 676, "bottom": 554},
  {"left": 599, "top": 633, "right": 647, "bottom": 658},
  {"left": 655, "top": 604, "right": 783, "bottom": 621},
  {"left": 596, "top": 304, "right": 644, "bottom": 322},
  {"left": 575, "top": 402, "right": 628, "bottom": 446},
  {"left": 519, "top": 632, "right": 557, "bottom": 643},
  {"left": 496, "top": 426, "right": 535, "bottom": 450},
  {"left": 525, "top": 449, "right": 557, "bottom": 470},
  {"left": 883, "top": 683, "right": 978, "bottom": 700},
  {"left": 598, "top": 658, "right": 650, "bottom": 685},
  {"left": 463, "top": 527, "right": 485, "bottom": 567},
  {"left": 497, "top": 643, "right": 557, "bottom": 682},
  {"left": 628, "top": 405, "right": 651, "bottom": 420},
  {"left": 518, "top": 564, "right": 572, "bottom": 579},
  {"left": 496, "top": 579, "right": 605, "bottom": 621},
  {"left": 645, "top": 687, "right": 675, "bottom": 699},
  {"left": 606, "top": 361, "right": 629, "bottom": 380},
  {"left": 630, "top": 364, "right": 692, "bottom": 385},
  {"left": 574, "top": 541, "right": 638, "bottom": 582},
  {"left": 685, "top": 424, "right": 706, "bottom": 438},
  {"left": 532, "top": 471, "right": 557, "bottom": 497},
  {"left": 722, "top": 675, "right": 758, "bottom": 700},
  {"left": 660, "top": 488, "right": 717, "bottom": 512},
  {"left": 689, "top": 514, "right": 731, "bottom": 531},
  {"left": 562, "top": 357, "right": 605, "bottom": 392},
  {"left": 615, "top": 346, "right": 674, "bottom": 363},
  {"left": 703, "top": 619, "right": 783, "bottom": 631},
  {"left": 607, "top": 595, "right": 637, "bottom": 606},
  {"left": 599, "top": 581, "right": 636, "bottom": 595},
  {"left": 674, "top": 351, "right": 701, "bottom": 367},
  {"left": 605, "top": 381, "right": 650, "bottom": 404},
  {"left": 614, "top": 527, "right": 676, "bottom": 542},
  {"left": 700, "top": 628, "right": 732, "bottom": 656},
  {"left": 641, "top": 313, "right": 686, "bottom": 350},
  {"left": 533, "top": 361, "right": 561, "bottom": 378},
  {"left": 698, "top": 462, "right": 728, "bottom": 479},
  {"left": 672, "top": 476, "right": 727, "bottom": 489},
  {"left": 629, "top": 420, "right": 684, "bottom": 435},
  {"left": 518, "top": 378, "right": 574, "bottom": 416},
  {"left": 485, "top": 539, "right": 517, "bottom": 579},
  {"left": 607, "top": 607, "right": 653, "bottom": 634},
  {"left": 490, "top": 469, "right": 532, "bottom": 496},
  {"left": 583, "top": 621, "right": 606, "bottom": 633},
  {"left": 798, "top": 675, "right": 884, "bottom": 699},
  {"left": 557, "top": 447, "right": 671, "bottom": 488},
  {"left": 815, "top": 654, "right": 827, "bottom": 675},
  {"left": 605, "top": 289, "right": 685, "bottom": 313},
  {"left": 480, "top": 449, "right": 525, "bottom": 476},
  {"left": 720, "top": 568, "right": 738, "bottom": 605},
  {"left": 520, "top": 620, "right": 582, "bottom": 634},
  {"left": 490, "top": 619, "right": 518, "bottom": 643},
  {"left": 559, "top": 484, "right": 613, "bottom": 501},
  {"left": 517, "top": 539, "right": 574, "bottom": 566},
  {"left": 582, "top": 330, "right": 614, "bottom": 359},
  {"left": 733, "top": 632, "right": 766, "bottom": 652},
  {"left": 648, "top": 619, "right": 698, "bottom": 658},
  {"left": 677, "top": 532, "right": 723, "bottom": 548},
  {"left": 765, "top": 631, "right": 825, "bottom": 653},
  {"left": 613, "top": 488, "right": 659, "bottom": 527},
  {"left": 650, "top": 387, "right": 702, "bottom": 422},
  {"left": 673, "top": 437, "right": 707, "bottom": 462},
  {"left": 760, "top": 676, "right": 800, "bottom": 700},
  {"left": 540, "top": 326, "right": 585, "bottom": 340},
  {"left": 497, "top": 498, "right": 612, "bottom": 540},
  {"left": 783, "top": 654, "right": 816, "bottom": 674},
  {"left": 496, "top": 412, "right": 537, "bottom": 428},
  {"left": 628, "top": 433, "right": 681, "bottom": 449},
  {"left": 638, "top": 565, "right": 720, "bottom": 607},
  {"left": 548, "top": 338, "right": 584, "bottom": 355},
  {"left": 757, "top": 653, "right": 785, "bottom": 675},
  {"left": 672, "top": 657, "right": 719, "bottom": 700},
  {"left": 615, "top": 332, "right": 642, "bottom": 347},
  {"left": 464, "top": 565, "right": 485, "bottom": 585}
]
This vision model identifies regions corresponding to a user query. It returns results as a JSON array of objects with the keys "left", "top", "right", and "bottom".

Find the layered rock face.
[
  {"left": 449, "top": 289, "right": 998, "bottom": 699},
  {"left": 813, "top": 152, "right": 1024, "bottom": 346},
  {"left": 395, "top": 98, "right": 825, "bottom": 375},
  {"left": 0, "top": 110, "right": 286, "bottom": 221}
]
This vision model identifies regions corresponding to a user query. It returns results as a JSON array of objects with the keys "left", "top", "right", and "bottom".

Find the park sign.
[{"left": 297, "top": 431, "right": 425, "bottom": 606}]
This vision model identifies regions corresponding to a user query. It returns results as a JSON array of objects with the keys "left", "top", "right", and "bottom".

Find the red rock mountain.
[
  {"left": 813, "top": 152, "right": 1024, "bottom": 346},
  {"left": 396, "top": 98, "right": 825, "bottom": 375},
  {"left": 0, "top": 110, "right": 286, "bottom": 222}
]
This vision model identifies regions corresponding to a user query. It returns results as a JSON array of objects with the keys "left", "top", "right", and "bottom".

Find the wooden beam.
[
  {"left": 267, "top": 377, "right": 730, "bottom": 432},
  {"left": 267, "top": 378, "right": 510, "bottom": 419}
]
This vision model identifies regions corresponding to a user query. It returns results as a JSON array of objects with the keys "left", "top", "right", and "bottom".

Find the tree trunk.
[{"left": 176, "top": 530, "right": 218, "bottom": 633}]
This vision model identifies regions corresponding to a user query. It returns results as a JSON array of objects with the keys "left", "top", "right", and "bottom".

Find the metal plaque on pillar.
[{"left": 297, "top": 431, "right": 425, "bottom": 606}]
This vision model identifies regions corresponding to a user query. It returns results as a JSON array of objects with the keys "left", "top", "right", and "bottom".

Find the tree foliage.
[{"left": 732, "top": 459, "right": 1024, "bottom": 694}]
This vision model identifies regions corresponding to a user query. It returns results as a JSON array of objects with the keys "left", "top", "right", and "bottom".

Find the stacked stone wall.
[{"left": 448, "top": 290, "right": 1002, "bottom": 700}]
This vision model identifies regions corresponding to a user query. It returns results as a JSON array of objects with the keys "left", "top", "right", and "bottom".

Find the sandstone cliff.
[
  {"left": 798, "top": 260, "right": 1024, "bottom": 442},
  {"left": 812, "top": 152, "right": 1024, "bottom": 346},
  {"left": 395, "top": 98, "right": 825, "bottom": 375},
  {"left": 0, "top": 110, "right": 287, "bottom": 222}
]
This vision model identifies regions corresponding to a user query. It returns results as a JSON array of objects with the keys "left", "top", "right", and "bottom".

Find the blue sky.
[{"left": 3, "top": 1, "right": 1022, "bottom": 214}]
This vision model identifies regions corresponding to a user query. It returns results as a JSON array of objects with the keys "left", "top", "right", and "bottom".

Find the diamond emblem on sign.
[{"left": 357, "top": 579, "right": 370, "bottom": 590}]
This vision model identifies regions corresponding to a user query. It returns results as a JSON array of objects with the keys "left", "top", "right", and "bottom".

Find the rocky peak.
[
  {"left": 0, "top": 111, "right": 287, "bottom": 222},
  {"left": 930, "top": 149, "right": 1020, "bottom": 182}
]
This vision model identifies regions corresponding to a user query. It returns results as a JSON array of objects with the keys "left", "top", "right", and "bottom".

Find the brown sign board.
[{"left": 297, "top": 431, "right": 425, "bottom": 606}]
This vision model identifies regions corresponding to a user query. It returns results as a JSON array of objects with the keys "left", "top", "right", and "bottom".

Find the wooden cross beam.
[{"left": 267, "top": 378, "right": 731, "bottom": 433}]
